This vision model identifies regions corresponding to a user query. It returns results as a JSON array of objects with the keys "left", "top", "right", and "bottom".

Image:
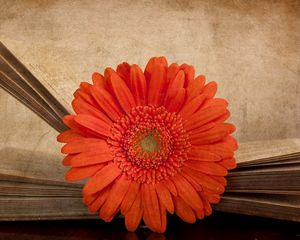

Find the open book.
[{"left": 0, "top": 42, "right": 299, "bottom": 222}]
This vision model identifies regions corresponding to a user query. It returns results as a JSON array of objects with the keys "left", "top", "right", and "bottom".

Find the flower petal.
[
  {"left": 88, "top": 186, "right": 110, "bottom": 213},
  {"left": 100, "top": 175, "right": 131, "bottom": 220},
  {"left": 199, "top": 192, "right": 213, "bottom": 216},
  {"left": 164, "top": 88, "right": 186, "bottom": 113},
  {"left": 117, "top": 62, "right": 131, "bottom": 86},
  {"left": 92, "top": 72, "right": 105, "bottom": 88},
  {"left": 106, "top": 68, "right": 136, "bottom": 113},
  {"left": 180, "top": 64, "right": 195, "bottom": 87},
  {"left": 57, "top": 130, "right": 82, "bottom": 143},
  {"left": 130, "top": 64, "right": 147, "bottom": 106},
  {"left": 202, "top": 81, "right": 217, "bottom": 98},
  {"left": 158, "top": 201, "right": 167, "bottom": 233},
  {"left": 187, "top": 148, "right": 221, "bottom": 161},
  {"left": 179, "top": 94, "right": 207, "bottom": 119},
  {"left": 184, "top": 161, "right": 228, "bottom": 176},
  {"left": 173, "top": 196, "right": 196, "bottom": 223},
  {"left": 125, "top": 192, "right": 143, "bottom": 232},
  {"left": 121, "top": 181, "right": 140, "bottom": 215},
  {"left": 183, "top": 167, "right": 225, "bottom": 193},
  {"left": 162, "top": 179, "right": 177, "bottom": 196},
  {"left": 91, "top": 87, "right": 123, "bottom": 121},
  {"left": 219, "top": 157, "right": 236, "bottom": 170},
  {"left": 69, "top": 150, "right": 113, "bottom": 167},
  {"left": 144, "top": 56, "right": 168, "bottom": 81},
  {"left": 186, "top": 75, "right": 206, "bottom": 101},
  {"left": 167, "top": 63, "right": 180, "bottom": 83},
  {"left": 74, "top": 89, "right": 97, "bottom": 107},
  {"left": 185, "top": 106, "right": 227, "bottom": 131},
  {"left": 65, "top": 164, "right": 104, "bottom": 181},
  {"left": 72, "top": 98, "right": 112, "bottom": 125},
  {"left": 74, "top": 114, "right": 111, "bottom": 137},
  {"left": 142, "top": 184, "right": 161, "bottom": 232},
  {"left": 148, "top": 65, "right": 167, "bottom": 106},
  {"left": 61, "top": 138, "right": 109, "bottom": 154},
  {"left": 190, "top": 123, "right": 235, "bottom": 145},
  {"left": 155, "top": 182, "right": 174, "bottom": 214},
  {"left": 83, "top": 163, "right": 121, "bottom": 195},
  {"left": 63, "top": 115, "right": 92, "bottom": 136},
  {"left": 172, "top": 173, "right": 203, "bottom": 210},
  {"left": 180, "top": 171, "right": 202, "bottom": 191}
]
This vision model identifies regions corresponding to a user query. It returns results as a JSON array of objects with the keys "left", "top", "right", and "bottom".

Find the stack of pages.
[{"left": 0, "top": 42, "right": 299, "bottom": 222}]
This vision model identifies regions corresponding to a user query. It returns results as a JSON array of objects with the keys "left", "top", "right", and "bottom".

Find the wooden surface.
[{"left": 0, "top": 212, "right": 299, "bottom": 240}]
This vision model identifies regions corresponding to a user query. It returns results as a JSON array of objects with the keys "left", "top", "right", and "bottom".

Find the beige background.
[{"left": 0, "top": 0, "right": 299, "bottom": 155}]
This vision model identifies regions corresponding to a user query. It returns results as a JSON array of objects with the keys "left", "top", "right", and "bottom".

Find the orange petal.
[
  {"left": 158, "top": 201, "right": 167, "bottom": 233},
  {"left": 155, "top": 182, "right": 174, "bottom": 213},
  {"left": 194, "top": 208, "right": 205, "bottom": 219},
  {"left": 222, "top": 136, "right": 238, "bottom": 151},
  {"left": 180, "top": 171, "right": 202, "bottom": 191},
  {"left": 184, "top": 161, "right": 227, "bottom": 176},
  {"left": 167, "top": 63, "right": 180, "bottom": 83},
  {"left": 117, "top": 62, "right": 131, "bottom": 86},
  {"left": 74, "top": 114, "right": 111, "bottom": 137},
  {"left": 179, "top": 94, "right": 207, "bottom": 119},
  {"left": 163, "top": 179, "right": 177, "bottom": 196},
  {"left": 164, "top": 88, "right": 186, "bottom": 113},
  {"left": 88, "top": 186, "right": 110, "bottom": 213},
  {"left": 219, "top": 157, "right": 236, "bottom": 170},
  {"left": 91, "top": 87, "right": 123, "bottom": 121},
  {"left": 57, "top": 130, "right": 82, "bottom": 143},
  {"left": 196, "top": 144, "right": 234, "bottom": 159},
  {"left": 83, "top": 191, "right": 100, "bottom": 205},
  {"left": 69, "top": 150, "right": 113, "bottom": 167},
  {"left": 72, "top": 98, "right": 112, "bottom": 125},
  {"left": 130, "top": 64, "right": 147, "bottom": 106},
  {"left": 63, "top": 115, "right": 91, "bottom": 136},
  {"left": 172, "top": 173, "right": 203, "bottom": 210},
  {"left": 100, "top": 175, "right": 131, "bottom": 220},
  {"left": 190, "top": 123, "right": 236, "bottom": 145},
  {"left": 106, "top": 68, "right": 136, "bottom": 113},
  {"left": 142, "top": 184, "right": 161, "bottom": 232},
  {"left": 65, "top": 164, "right": 104, "bottom": 181},
  {"left": 79, "top": 82, "right": 92, "bottom": 93},
  {"left": 144, "top": 56, "right": 168, "bottom": 81},
  {"left": 180, "top": 64, "right": 195, "bottom": 87},
  {"left": 200, "top": 98, "right": 228, "bottom": 110},
  {"left": 185, "top": 106, "right": 227, "bottom": 131},
  {"left": 62, "top": 154, "right": 75, "bottom": 166},
  {"left": 202, "top": 81, "right": 217, "bottom": 98},
  {"left": 74, "top": 89, "right": 97, "bottom": 107},
  {"left": 92, "top": 72, "right": 105, "bottom": 88},
  {"left": 211, "top": 176, "right": 227, "bottom": 186},
  {"left": 148, "top": 65, "right": 167, "bottom": 106},
  {"left": 121, "top": 181, "right": 140, "bottom": 215},
  {"left": 186, "top": 75, "right": 206, "bottom": 101},
  {"left": 202, "top": 187, "right": 221, "bottom": 203},
  {"left": 187, "top": 148, "right": 221, "bottom": 161},
  {"left": 125, "top": 192, "right": 143, "bottom": 232},
  {"left": 199, "top": 192, "right": 213, "bottom": 216},
  {"left": 166, "top": 70, "right": 185, "bottom": 92},
  {"left": 183, "top": 167, "right": 225, "bottom": 193},
  {"left": 61, "top": 138, "right": 109, "bottom": 154},
  {"left": 173, "top": 196, "right": 196, "bottom": 223},
  {"left": 83, "top": 164, "right": 121, "bottom": 195}
]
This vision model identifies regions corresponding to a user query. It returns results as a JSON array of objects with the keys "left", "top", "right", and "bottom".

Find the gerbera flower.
[{"left": 57, "top": 57, "right": 237, "bottom": 233}]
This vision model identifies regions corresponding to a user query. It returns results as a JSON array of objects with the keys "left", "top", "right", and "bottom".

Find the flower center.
[
  {"left": 139, "top": 132, "right": 159, "bottom": 152},
  {"left": 107, "top": 105, "right": 190, "bottom": 184}
]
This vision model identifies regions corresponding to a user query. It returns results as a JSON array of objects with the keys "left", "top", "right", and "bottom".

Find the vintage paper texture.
[{"left": 0, "top": 0, "right": 299, "bottom": 157}]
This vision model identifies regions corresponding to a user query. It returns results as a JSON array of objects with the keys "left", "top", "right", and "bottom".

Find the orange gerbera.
[{"left": 57, "top": 57, "right": 237, "bottom": 233}]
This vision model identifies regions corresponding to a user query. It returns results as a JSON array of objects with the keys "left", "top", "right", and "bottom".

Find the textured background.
[{"left": 0, "top": 0, "right": 299, "bottom": 155}]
